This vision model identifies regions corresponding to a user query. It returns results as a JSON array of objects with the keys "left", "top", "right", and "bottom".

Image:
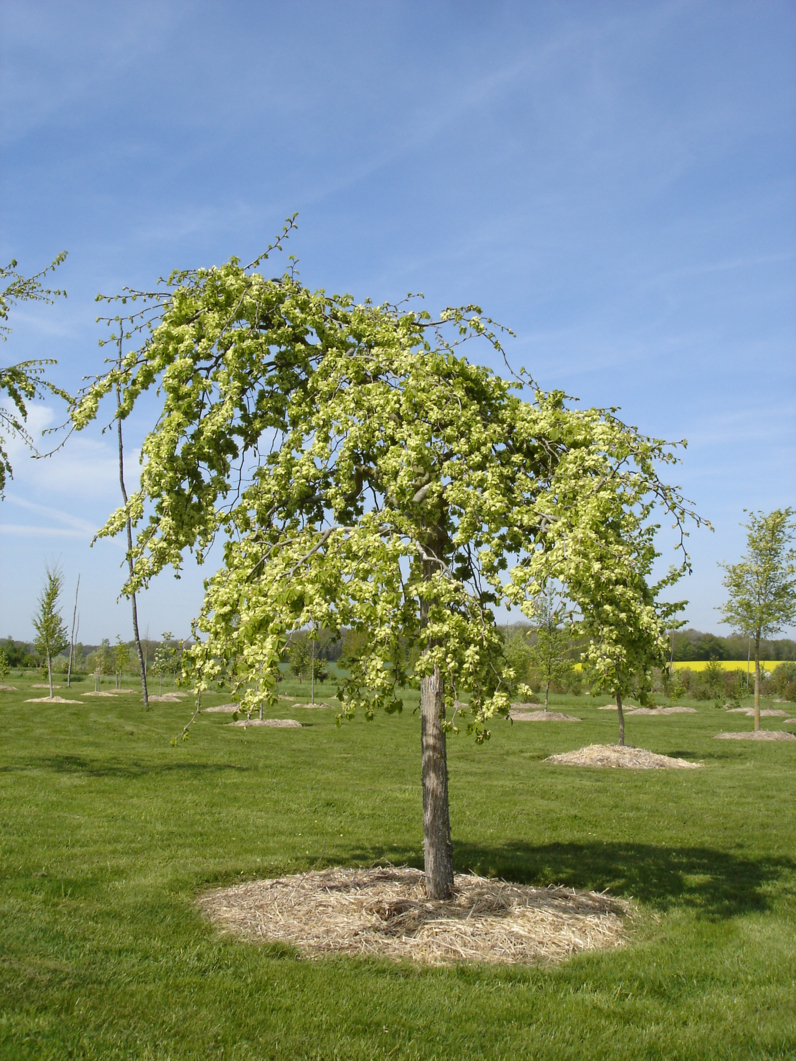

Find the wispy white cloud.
[{"left": 0, "top": 523, "right": 89, "bottom": 538}]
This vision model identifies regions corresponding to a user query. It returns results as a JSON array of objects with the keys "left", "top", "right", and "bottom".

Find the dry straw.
[
  {"left": 227, "top": 718, "right": 302, "bottom": 728},
  {"left": 725, "top": 708, "right": 788, "bottom": 717},
  {"left": 545, "top": 744, "right": 702, "bottom": 769},
  {"left": 199, "top": 866, "right": 631, "bottom": 966},
  {"left": 626, "top": 706, "right": 697, "bottom": 715},
  {"left": 24, "top": 695, "right": 84, "bottom": 704},
  {"left": 509, "top": 709, "right": 581, "bottom": 722},
  {"left": 714, "top": 731, "right": 796, "bottom": 741}
]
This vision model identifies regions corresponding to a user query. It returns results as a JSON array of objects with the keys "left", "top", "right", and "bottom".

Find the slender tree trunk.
[
  {"left": 67, "top": 575, "right": 80, "bottom": 688},
  {"left": 47, "top": 652, "right": 53, "bottom": 699},
  {"left": 544, "top": 677, "right": 550, "bottom": 711},
  {"left": 753, "top": 633, "right": 761, "bottom": 732},
  {"left": 419, "top": 520, "right": 454, "bottom": 901},
  {"left": 616, "top": 692, "right": 625, "bottom": 747},
  {"left": 310, "top": 634, "right": 316, "bottom": 705},
  {"left": 116, "top": 374, "right": 148, "bottom": 709},
  {"left": 420, "top": 665, "right": 454, "bottom": 899}
]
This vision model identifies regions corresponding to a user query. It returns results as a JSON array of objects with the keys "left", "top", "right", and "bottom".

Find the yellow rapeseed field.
[{"left": 670, "top": 660, "right": 787, "bottom": 672}]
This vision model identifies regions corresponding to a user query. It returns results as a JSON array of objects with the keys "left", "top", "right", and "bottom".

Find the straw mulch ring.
[
  {"left": 204, "top": 703, "right": 239, "bottom": 713},
  {"left": 509, "top": 709, "right": 581, "bottom": 722},
  {"left": 294, "top": 701, "right": 335, "bottom": 709},
  {"left": 25, "top": 696, "right": 84, "bottom": 704},
  {"left": 546, "top": 744, "right": 702, "bottom": 769},
  {"left": 84, "top": 690, "right": 121, "bottom": 697},
  {"left": 714, "top": 730, "right": 796, "bottom": 741},
  {"left": 199, "top": 866, "right": 631, "bottom": 967},
  {"left": 0, "top": 685, "right": 18, "bottom": 692},
  {"left": 227, "top": 718, "right": 302, "bottom": 728},
  {"left": 148, "top": 693, "right": 188, "bottom": 702},
  {"left": 627, "top": 706, "right": 697, "bottom": 715},
  {"left": 726, "top": 708, "right": 788, "bottom": 718},
  {"left": 31, "top": 683, "right": 61, "bottom": 689}
]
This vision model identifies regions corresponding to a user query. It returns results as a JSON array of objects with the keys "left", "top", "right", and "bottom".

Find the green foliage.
[
  {"left": 502, "top": 629, "right": 533, "bottom": 698},
  {"left": 151, "top": 631, "right": 182, "bottom": 690},
  {"left": 773, "top": 661, "right": 796, "bottom": 694},
  {"left": 72, "top": 235, "right": 703, "bottom": 735},
  {"left": 0, "top": 648, "right": 8, "bottom": 681},
  {"left": 31, "top": 566, "right": 69, "bottom": 689},
  {"left": 288, "top": 634, "right": 311, "bottom": 682},
  {"left": 526, "top": 590, "right": 574, "bottom": 708},
  {"left": 0, "top": 253, "right": 69, "bottom": 495},
  {"left": 114, "top": 636, "right": 130, "bottom": 676},
  {"left": 719, "top": 509, "right": 796, "bottom": 642}
]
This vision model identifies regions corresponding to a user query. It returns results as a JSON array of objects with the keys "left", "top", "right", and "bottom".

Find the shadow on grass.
[
  {"left": 452, "top": 840, "right": 794, "bottom": 918},
  {"left": 305, "top": 839, "right": 792, "bottom": 919},
  {"left": 1, "top": 754, "right": 253, "bottom": 779}
]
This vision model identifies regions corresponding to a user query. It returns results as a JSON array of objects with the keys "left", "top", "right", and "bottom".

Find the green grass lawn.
[{"left": 1, "top": 674, "right": 795, "bottom": 1060}]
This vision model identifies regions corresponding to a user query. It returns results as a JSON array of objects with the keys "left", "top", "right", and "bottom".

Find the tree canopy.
[
  {"left": 72, "top": 229, "right": 703, "bottom": 896},
  {"left": 0, "top": 253, "right": 69, "bottom": 495},
  {"left": 719, "top": 508, "right": 796, "bottom": 728}
]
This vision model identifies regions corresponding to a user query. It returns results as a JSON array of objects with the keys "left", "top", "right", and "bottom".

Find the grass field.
[{"left": 1, "top": 674, "right": 795, "bottom": 1060}]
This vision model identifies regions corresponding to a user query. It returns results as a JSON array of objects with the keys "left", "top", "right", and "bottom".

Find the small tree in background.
[
  {"left": 288, "top": 635, "right": 311, "bottom": 683},
  {"left": 114, "top": 637, "right": 130, "bottom": 690},
  {"left": 0, "top": 649, "right": 9, "bottom": 683},
  {"left": 570, "top": 515, "right": 685, "bottom": 747},
  {"left": 527, "top": 588, "right": 573, "bottom": 711},
  {"left": 502, "top": 629, "right": 533, "bottom": 700},
  {"left": 32, "top": 566, "right": 69, "bottom": 698},
  {"left": 152, "top": 632, "right": 182, "bottom": 694},
  {"left": 719, "top": 509, "right": 796, "bottom": 731}
]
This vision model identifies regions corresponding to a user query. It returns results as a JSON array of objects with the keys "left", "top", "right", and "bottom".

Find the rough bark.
[
  {"left": 419, "top": 516, "right": 455, "bottom": 900},
  {"left": 420, "top": 665, "right": 454, "bottom": 900},
  {"left": 616, "top": 691, "right": 625, "bottom": 747}
]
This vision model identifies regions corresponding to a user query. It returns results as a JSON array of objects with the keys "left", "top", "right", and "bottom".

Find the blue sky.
[{"left": 1, "top": 0, "right": 794, "bottom": 644}]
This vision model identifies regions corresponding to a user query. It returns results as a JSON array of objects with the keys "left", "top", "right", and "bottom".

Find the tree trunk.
[
  {"left": 616, "top": 692, "right": 625, "bottom": 747},
  {"left": 420, "top": 665, "right": 454, "bottom": 900},
  {"left": 753, "top": 633, "right": 761, "bottom": 732},
  {"left": 47, "top": 653, "right": 53, "bottom": 699},
  {"left": 544, "top": 678, "right": 550, "bottom": 712},
  {"left": 67, "top": 575, "right": 80, "bottom": 688},
  {"left": 117, "top": 377, "right": 148, "bottom": 709},
  {"left": 311, "top": 639, "right": 316, "bottom": 705}
]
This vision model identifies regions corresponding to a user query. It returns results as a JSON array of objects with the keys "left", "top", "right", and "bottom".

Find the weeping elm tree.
[{"left": 71, "top": 232, "right": 700, "bottom": 899}]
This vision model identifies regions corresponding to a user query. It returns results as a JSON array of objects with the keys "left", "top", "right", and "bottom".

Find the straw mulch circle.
[
  {"left": 725, "top": 708, "right": 788, "bottom": 718},
  {"left": 509, "top": 709, "right": 581, "bottom": 722},
  {"left": 293, "top": 702, "right": 335, "bottom": 709},
  {"left": 626, "top": 706, "right": 697, "bottom": 715},
  {"left": 148, "top": 693, "right": 188, "bottom": 702},
  {"left": 199, "top": 866, "right": 631, "bottom": 966},
  {"left": 0, "top": 685, "right": 18, "bottom": 692},
  {"left": 714, "top": 730, "right": 796, "bottom": 741},
  {"left": 545, "top": 744, "right": 702, "bottom": 769},
  {"left": 227, "top": 718, "right": 303, "bottom": 728},
  {"left": 24, "top": 695, "right": 84, "bottom": 704}
]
